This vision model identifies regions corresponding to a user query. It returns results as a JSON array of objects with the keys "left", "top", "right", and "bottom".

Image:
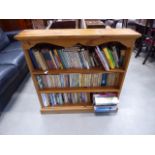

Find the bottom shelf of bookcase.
[{"left": 40, "top": 103, "right": 94, "bottom": 113}]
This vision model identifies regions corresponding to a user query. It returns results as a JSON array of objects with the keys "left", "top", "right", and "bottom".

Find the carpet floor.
[{"left": 0, "top": 53, "right": 155, "bottom": 134}]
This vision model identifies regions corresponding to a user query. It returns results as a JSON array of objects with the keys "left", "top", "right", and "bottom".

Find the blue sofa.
[{"left": 0, "top": 28, "right": 28, "bottom": 114}]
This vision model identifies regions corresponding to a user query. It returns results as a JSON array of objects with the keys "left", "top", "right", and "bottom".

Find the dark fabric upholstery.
[
  {"left": 0, "top": 29, "right": 28, "bottom": 114},
  {"left": 0, "top": 65, "right": 28, "bottom": 113},
  {"left": 0, "top": 28, "right": 10, "bottom": 51},
  {"left": 0, "top": 50, "right": 26, "bottom": 71},
  {"left": 0, "top": 42, "right": 26, "bottom": 71},
  {"left": 0, "top": 64, "right": 19, "bottom": 95},
  {"left": 1, "top": 41, "right": 22, "bottom": 53}
]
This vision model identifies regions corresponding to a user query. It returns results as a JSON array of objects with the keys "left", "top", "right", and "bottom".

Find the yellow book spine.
[{"left": 103, "top": 48, "right": 115, "bottom": 69}]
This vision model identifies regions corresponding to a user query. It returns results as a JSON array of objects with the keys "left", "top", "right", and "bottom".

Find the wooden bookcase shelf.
[
  {"left": 41, "top": 104, "right": 93, "bottom": 113},
  {"left": 38, "top": 87, "right": 119, "bottom": 93},
  {"left": 32, "top": 68, "right": 125, "bottom": 75},
  {"left": 15, "top": 29, "right": 140, "bottom": 113}
]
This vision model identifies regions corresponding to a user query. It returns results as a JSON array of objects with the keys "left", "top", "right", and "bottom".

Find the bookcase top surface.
[{"left": 15, "top": 28, "right": 141, "bottom": 41}]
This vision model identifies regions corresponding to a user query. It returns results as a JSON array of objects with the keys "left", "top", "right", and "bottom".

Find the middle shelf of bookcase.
[{"left": 32, "top": 68, "right": 125, "bottom": 75}]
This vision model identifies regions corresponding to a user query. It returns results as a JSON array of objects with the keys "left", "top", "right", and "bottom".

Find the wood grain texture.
[
  {"left": 38, "top": 87, "right": 119, "bottom": 93},
  {"left": 17, "top": 29, "right": 140, "bottom": 113},
  {"left": 32, "top": 68, "right": 125, "bottom": 75},
  {"left": 41, "top": 105, "right": 94, "bottom": 113},
  {"left": 15, "top": 28, "right": 141, "bottom": 40}
]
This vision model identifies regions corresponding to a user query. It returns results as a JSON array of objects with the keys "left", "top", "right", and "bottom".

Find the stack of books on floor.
[
  {"left": 36, "top": 73, "right": 119, "bottom": 89},
  {"left": 29, "top": 45, "right": 125, "bottom": 71},
  {"left": 93, "top": 93, "right": 119, "bottom": 113},
  {"left": 41, "top": 93, "right": 90, "bottom": 107}
]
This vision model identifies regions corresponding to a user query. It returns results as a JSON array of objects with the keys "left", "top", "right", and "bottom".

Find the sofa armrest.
[{"left": 5, "top": 30, "right": 21, "bottom": 42}]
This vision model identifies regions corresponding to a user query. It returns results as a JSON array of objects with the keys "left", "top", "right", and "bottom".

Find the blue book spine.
[
  {"left": 94, "top": 106, "right": 117, "bottom": 113},
  {"left": 49, "top": 94, "right": 54, "bottom": 106},
  {"left": 52, "top": 94, "right": 57, "bottom": 105},
  {"left": 78, "top": 52, "right": 85, "bottom": 68},
  {"left": 57, "top": 49, "right": 67, "bottom": 68},
  {"left": 41, "top": 50, "right": 51, "bottom": 61},
  {"left": 101, "top": 74, "right": 107, "bottom": 86},
  {"left": 29, "top": 49, "right": 39, "bottom": 68}
]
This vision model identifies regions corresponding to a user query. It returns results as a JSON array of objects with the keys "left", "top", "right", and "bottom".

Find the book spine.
[
  {"left": 36, "top": 75, "right": 44, "bottom": 88},
  {"left": 34, "top": 51, "right": 48, "bottom": 70},
  {"left": 107, "top": 48, "right": 116, "bottom": 68},
  {"left": 29, "top": 49, "right": 39, "bottom": 69},
  {"left": 111, "top": 46, "right": 119, "bottom": 68},
  {"left": 102, "top": 47, "right": 115, "bottom": 69},
  {"left": 41, "top": 93, "right": 50, "bottom": 107},
  {"left": 54, "top": 49, "right": 63, "bottom": 69},
  {"left": 48, "top": 50, "right": 57, "bottom": 69},
  {"left": 95, "top": 46, "right": 110, "bottom": 71}
]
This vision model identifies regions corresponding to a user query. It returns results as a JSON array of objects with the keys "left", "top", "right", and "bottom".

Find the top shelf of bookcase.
[{"left": 15, "top": 29, "right": 141, "bottom": 41}]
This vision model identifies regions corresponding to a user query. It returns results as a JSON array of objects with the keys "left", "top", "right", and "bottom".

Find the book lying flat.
[
  {"left": 94, "top": 105, "right": 118, "bottom": 113},
  {"left": 94, "top": 96, "right": 119, "bottom": 106}
]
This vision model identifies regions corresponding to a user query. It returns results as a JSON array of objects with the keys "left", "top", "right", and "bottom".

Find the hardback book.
[
  {"left": 94, "top": 105, "right": 118, "bottom": 113},
  {"left": 93, "top": 94, "right": 119, "bottom": 106},
  {"left": 111, "top": 46, "right": 119, "bottom": 68},
  {"left": 102, "top": 47, "right": 115, "bottom": 69},
  {"left": 95, "top": 46, "right": 110, "bottom": 71},
  {"left": 29, "top": 49, "right": 39, "bottom": 68},
  {"left": 41, "top": 93, "right": 50, "bottom": 107},
  {"left": 41, "top": 92, "right": 90, "bottom": 106},
  {"left": 33, "top": 50, "right": 48, "bottom": 70}
]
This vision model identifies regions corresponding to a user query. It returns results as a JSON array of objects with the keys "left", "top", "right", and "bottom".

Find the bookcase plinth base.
[{"left": 40, "top": 105, "right": 94, "bottom": 113}]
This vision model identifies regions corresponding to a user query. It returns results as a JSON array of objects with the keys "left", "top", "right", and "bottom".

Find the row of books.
[
  {"left": 41, "top": 93, "right": 90, "bottom": 107},
  {"left": 36, "top": 73, "right": 119, "bottom": 89},
  {"left": 29, "top": 45, "right": 125, "bottom": 71},
  {"left": 93, "top": 93, "right": 118, "bottom": 113},
  {"left": 95, "top": 46, "right": 125, "bottom": 71}
]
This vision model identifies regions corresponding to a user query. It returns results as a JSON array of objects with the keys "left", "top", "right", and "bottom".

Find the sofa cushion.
[
  {"left": 0, "top": 64, "right": 19, "bottom": 95},
  {"left": 0, "top": 48, "right": 26, "bottom": 72},
  {"left": 1, "top": 41, "right": 22, "bottom": 53},
  {"left": 0, "top": 28, "right": 10, "bottom": 51}
]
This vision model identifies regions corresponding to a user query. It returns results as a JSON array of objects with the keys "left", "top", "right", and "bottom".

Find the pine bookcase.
[{"left": 15, "top": 29, "right": 140, "bottom": 113}]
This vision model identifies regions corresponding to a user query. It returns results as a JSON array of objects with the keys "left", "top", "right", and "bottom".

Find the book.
[
  {"left": 36, "top": 75, "right": 44, "bottom": 89},
  {"left": 102, "top": 47, "right": 115, "bottom": 69},
  {"left": 41, "top": 92, "right": 90, "bottom": 106},
  {"left": 49, "top": 50, "right": 58, "bottom": 69},
  {"left": 30, "top": 44, "right": 124, "bottom": 70},
  {"left": 119, "top": 50, "right": 126, "bottom": 67},
  {"left": 33, "top": 50, "right": 48, "bottom": 70},
  {"left": 101, "top": 74, "right": 107, "bottom": 86},
  {"left": 111, "top": 46, "right": 119, "bottom": 68},
  {"left": 94, "top": 105, "right": 118, "bottom": 113},
  {"left": 41, "top": 49, "right": 53, "bottom": 69},
  {"left": 41, "top": 93, "right": 50, "bottom": 107},
  {"left": 53, "top": 49, "right": 63, "bottom": 69},
  {"left": 29, "top": 49, "right": 39, "bottom": 68},
  {"left": 93, "top": 94, "right": 119, "bottom": 106},
  {"left": 37, "top": 73, "right": 118, "bottom": 88},
  {"left": 95, "top": 46, "right": 110, "bottom": 71}
]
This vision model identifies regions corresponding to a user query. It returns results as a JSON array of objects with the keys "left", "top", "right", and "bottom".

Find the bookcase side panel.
[
  {"left": 22, "top": 43, "right": 44, "bottom": 108},
  {"left": 118, "top": 46, "right": 134, "bottom": 97}
]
